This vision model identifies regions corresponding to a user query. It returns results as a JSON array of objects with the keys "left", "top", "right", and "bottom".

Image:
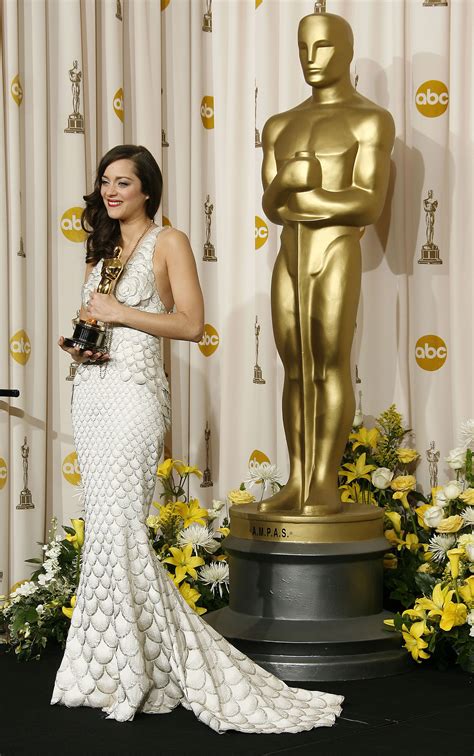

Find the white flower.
[
  {"left": 443, "top": 480, "right": 463, "bottom": 501},
  {"left": 43, "top": 558, "right": 59, "bottom": 575},
  {"left": 459, "top": 419, "right": 474, "bottom": 450},
  {"left": 37, "top": 572, "right": 55, "bottom": 586},
  {"left": 352, "top": 409, "right": 364, "bottom": 428},
  {"left": 198, "top": 561, "right": 229, "bottom": 597},
  {"left": 428, "top": 534, "right": 456, "bottom": 562},
  {"left": 371, "top": 468, "right": 394, "bottom": 490},
  {"left": 10, "top": 581, "right": 38, "bottom": 599},
  {"left": 434, "top": 489, "right": 448, "bottom": 507},
  {"left": 461, "top": 507, "right": 474, "bottom": 526},
  {"left": 178, "top": 524, "right": 219, "bottom": 554},
  {"left": 245, "top": 462, "right": 281, "bottom": 495},
  {"left": 212, "top": 499, "right": 225, "bottom": 512},
  {"left": 45, "top": 544, "right": 61, "bottom": 560},
  {"left": 423, "top": 505, "right": 445, "bottom": 528},
  {"left": 467, "top": 610, "right": 474, "bottom": 637},
  {"left": 36, "top": 604, "right": 45, "bottom": 615},
  {"left": 466, "top": 544, "right": 474, "bottom": 562},
  {"left": 445, "top": 447, "right": 466, "bottom": 471}
]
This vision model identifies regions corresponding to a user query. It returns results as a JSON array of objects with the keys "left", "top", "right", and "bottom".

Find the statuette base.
[
  {"left": 17, "top": 490, "right": 34, "bottom": 510},
  {"left": 64, "top": 114, "right": 85, "bottom": 133}
]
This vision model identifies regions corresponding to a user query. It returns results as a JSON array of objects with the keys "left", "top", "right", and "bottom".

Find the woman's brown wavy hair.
[{"left": 82, "top": 144, "right": 163, "bottom": 265}]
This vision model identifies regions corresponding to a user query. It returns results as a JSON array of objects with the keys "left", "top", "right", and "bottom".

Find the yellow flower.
[
  {"left": 458, "top": 575, "right": 474, "bottom": 606},
  {"left": 179, "top": 582, "right": 207, "bottom": 615},
  {"left": 385, "top": 511, "right": 402, "bottom": 534},
  {"left": 446, "top": 547, "right": 464, "bottom": 579},
  {"left": 62, "top": 595, "right": 77, "bottom": 620},
  {"left": 417, "top": 563, "right": 432, "bottom": 574},
  {"left": 173, "top": 461, "right": 203, "bottom": 478},
  {"left": 217, "top": 527, "right": 230, "bottom": 537},
  {"left": 391, "top": 475, "right": 416, "bottom": 493},
  {"left": 340, "top": 482, "right": 362, "bottom": 504},
  {"left": 396, "top": 448, "right": 419, "bottom": 465},
  {"left": 459, "top": 488, "right": 474, "bottom": 505},
  {"left": 339, "top": 453, "right": 376, "bottom": 485},
  {"left": 163, "top": 544, "right": 205, "bottom": 584},
  {"left": 227, "top": 489, "right": 256, "bottom": 505},
  {"left": 146, "top": 515, "right": 161, "bottom": 530},
  {"left": 415, "top": 504, "right": 431, "bottom": 530},
  {"left": 403, "top": 606, "right": 428, "bottom": 621},
  {"left": 404, "top": 533, "right": 421, "bottom": 552},
  {"left": 436, "top": 515, "right": 464, "bottom": 534},
  {"left": 439, "top": 600, "right": 468, "bottom": 631},
  {"left": 70, "top": 519, "right": 85, "bottom": 547},
  {"left": 157, "top": 458, "right": 175, "bottom": 479},
  {"left": 349, "top": 427, "right": 380, "bottom": 451},
  {"left": 384, "top": 528, "right": 404, "bottom": 550},
  {"left": 431, "top": 486, "right": 444, "bottom": 505},
  {"left": 175, "top": 499, "right": 208, "bottom": 528},
  {"left": 383, "top": 553, "right": 398, "bottom": 570},
  {"left": 383, "top": 618, "right": 395, "bottom": 628},
  {"left": 401, "top": 621, "right": 430, "bottom": 662},
  {"left": 215, "top": 554, "right": 228, "bottom": 561},
  {"left": 416, "top": 583, "right": 450, "bottom": 618}
]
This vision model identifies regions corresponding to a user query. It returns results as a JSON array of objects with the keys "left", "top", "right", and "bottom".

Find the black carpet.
[{"left": 0, "top": 644, "right": 472, "bottom": 756}]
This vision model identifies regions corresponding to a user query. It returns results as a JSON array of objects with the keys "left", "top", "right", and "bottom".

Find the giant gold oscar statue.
[{"left": 206, "top": 4, "right": 407, "bottom": 682}]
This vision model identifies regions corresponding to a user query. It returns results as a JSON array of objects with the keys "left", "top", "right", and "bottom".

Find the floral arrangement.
[
  {"left": 227, "top": 458, "right": 282, "bottom": 505},
  {"left": 339, "top": 406, "right": 474, "bottom": 672},
  {"left": 0, "top": 518, "right": 84, "bottom": 660},
  {"left": 146, "top": 458, "right": 230, "bottom": 615}
]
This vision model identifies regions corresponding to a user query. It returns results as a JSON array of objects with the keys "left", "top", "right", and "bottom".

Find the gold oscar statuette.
[
  {"left": 418, "top": 189, "right": 442, "bottom": 264},
  {"left": 200, "top": 422, "right": 214, "bottom": 488},
  {"left": 257, "top": 8, "right": 394, "bottom": 517},
  {"left": 253, "top": 316, "right": 265, "bottom": 384},
  {"left": 63, "top": 247, "right": 124, "bottom": 352},
  {"left": 202, "top": 0, "right": 212, "bottom": 32},
  {"left": 64, "top": 60, "right": 85, "bottom": 134},
  {"left": 17, "top": 436, "right": 34, "bottom": 510},
  {"left": 203, "top": 195, "right": 217, "bottom": 261}
]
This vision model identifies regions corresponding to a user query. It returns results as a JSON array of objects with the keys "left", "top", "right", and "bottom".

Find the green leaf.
[{"left": 414, "top": 573, "right": 437, "bottom": 597}]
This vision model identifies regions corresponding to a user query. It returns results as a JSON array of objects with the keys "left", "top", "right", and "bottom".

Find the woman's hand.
[
  {"left": 86, "top": 292, "right": 124, "bottom": 324},
  {"left": 58, "top": 336, "right": 110, "bottom": 364}
]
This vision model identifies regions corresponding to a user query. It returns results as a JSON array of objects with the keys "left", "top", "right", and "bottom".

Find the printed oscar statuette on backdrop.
[
  {"left": 253, "top": 317, "right": 265, "bottom": 384},
  {"left": 63, "top": 247, "right": 124, "bottom": 352},
  {"left": 255, "top": 84, "right": 262, "bottom": 148},
  {"left": 17, "top": 437, "right": 34, "bottom": 510},
  {"left": 203, "top": 195, "right": 217, "bottom": 261},
  {"left": 423, "top": 0, "right": 448, "bottom": 7},
  {"left": 64, "top": 60, "right": 85, "bottom": 134},
  {"left": 202, "top": 0, "right": 212, "bottom": 32},
  {"left": 418, "top": 189, "right": 442, "bottom": 264},
  {"left": 200, "top": 422, "right": 213, "bottom": 488}
]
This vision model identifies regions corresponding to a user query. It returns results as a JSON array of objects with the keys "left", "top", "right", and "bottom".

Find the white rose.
[
  {"left": 465, "top": 543, "right": 474, "bottom": 562},
  {"left": 445, "top": 447, "right": 466, "bottom": 471},
  {"left": 443, "top": 480, "right": 463, "bottom": 501},
  {"left": 371, "top": 468, "right": 394, "bottom": 490},
  {"left": 423, "top": 505, "right": 445, "bottom": 528}
]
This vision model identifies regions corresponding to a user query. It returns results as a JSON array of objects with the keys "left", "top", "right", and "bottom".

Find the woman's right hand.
[{"left": 58, "top": 336, "right": 110, "bottom": 364}]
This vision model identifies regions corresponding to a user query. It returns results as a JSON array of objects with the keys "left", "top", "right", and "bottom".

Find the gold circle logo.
[
  {"left": 256, "top": 0, "right": 263, "bottom": 7},
  {"left": 198, "top": 323, "right": 219, "bottom": 356},
  {"left": 60, "top": 207, "right": 87, "bottom": 242},
  {"left": 0, "top": 458, "right": 7, "bottom": 490},
  {"left": 415, "top": 80, "right": 449, "bottom": 118},
  {"left": 161, "top": 0, "right": 171, "bottom": 8},
  {"left": 255, "top": 216, "right": 268, "bottom": 249},
  {"left": 9, "top": 330, "right": 31, "bottom": 365},
  {"left": 415, "top": 335, "right": 447, "bottom": 371},
  {"left": 162, "top": 215, "right": 172, "bottom": 227},
  {"left": 113, "top": 87, "right": 124, "bottom": 122},
  {"left": 200, "top": 96, "right": 215, "bottom": 129},
  {"left": 62, "top": 451, "right": 81, "bottom": 486},
  {"left": 249, "top": 449, "right": 271, "bottom": 467},
  {"left": 11, "top": 74, "right": 23, "bottom": 106}
]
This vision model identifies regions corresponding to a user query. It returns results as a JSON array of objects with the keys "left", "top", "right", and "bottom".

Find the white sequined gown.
[{"left": 51, "top": 226, "right": 343, "bottom": 732}]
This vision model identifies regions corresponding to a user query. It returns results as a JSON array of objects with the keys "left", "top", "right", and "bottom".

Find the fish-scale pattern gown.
[{"left": 51, "top": 226, "right": 344, "bottom": 733}]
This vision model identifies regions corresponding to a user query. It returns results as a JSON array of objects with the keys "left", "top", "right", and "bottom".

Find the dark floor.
[{"left": 0, "top": 643, "right": 472, "bottom": 756}]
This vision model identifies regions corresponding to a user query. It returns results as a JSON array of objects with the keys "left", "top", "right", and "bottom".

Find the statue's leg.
[
  {"left": 258, "top": 246, "right": 303, "bottom": 512},
  {"left": 302, "top": 231, "right": 361, "bottom": 516}
]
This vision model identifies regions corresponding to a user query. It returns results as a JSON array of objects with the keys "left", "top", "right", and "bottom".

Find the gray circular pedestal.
[{"left": 205, "top": 535, "right": 410, "bottom": 681}]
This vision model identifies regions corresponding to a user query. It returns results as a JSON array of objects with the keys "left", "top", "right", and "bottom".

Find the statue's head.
[{"left": 298, "top": 13, "right": 353, "bottom": 88}]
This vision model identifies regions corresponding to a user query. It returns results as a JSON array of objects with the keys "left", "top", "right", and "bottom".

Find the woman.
[{"left": 52, "top": 144, "right": 343, "bottom": 732}]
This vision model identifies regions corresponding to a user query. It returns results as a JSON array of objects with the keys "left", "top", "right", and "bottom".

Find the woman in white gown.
[{"left": 52, "top": 144, "right": 343, "bottom": 733}]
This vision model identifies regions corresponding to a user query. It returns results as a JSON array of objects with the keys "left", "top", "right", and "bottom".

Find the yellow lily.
[
  {"left": 339, "top": 453, "right": 376, "bottom": 485},
  {"left": 416, "top": 583, "right": 450, "bottom": 618},
  {"left": 157, "top": 458, "right": 175, "bottom": 479},
  {"left": 175, "top": 499, "right": 208, "bottom": 528},
  {"left": 62, "top": 595, "right": 77, "bottom": 620},
  {"left": 173, "top": 461, "right": 203, "bottom": 479},
  {"left": 458, "top": 575, "right": 474, "bottom": 606},
  {"left": 163, "top": 544, "right": 205, "bottom": 584},
  {"left": 385, "top": 511, "right": 402, "bottom": 534},
  {"left": 179, "top": 582, "right": 207, "bottom": 615},
  {"left": 349, "top": 427, "right": 380, "bottom": 451},
  {"left": 439, "top": 599, "right": 467, "bottom": 631},
  {"left": 401, "top": 621, "right": 430, "bottom": 662}
]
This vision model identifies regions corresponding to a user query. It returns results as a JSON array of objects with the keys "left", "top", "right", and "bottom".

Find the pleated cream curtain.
[{"left": 1, "top": 0, "right": 473, "bottom": 592}]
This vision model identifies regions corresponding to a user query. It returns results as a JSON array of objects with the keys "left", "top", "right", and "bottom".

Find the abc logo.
[
  {"left": 255, "top": 216, "right": 268, "bottom": 249},
  {"left": 201, "top": 96, "right": 214, "bottom": 129},
  {"left": 0, "top": 458, "right": 7, "bottom": 490},
  {"left": 198, "top": 323, "right": 219, "bottom": 357},
  {"left": 415, "top": 335, "right": 447, "bottom": 371},
  {"left": 162, "top": 215, "right": 172, "bottom": 227},
  {"left": 161, "top": 0, "right": 171, "bottom": 8},
  {"left": 62, "top": 451, "right": 81, "bottom": 486},
  {"left": 415, "top": 81, "right": 449, "bottom": 118},
  {"left": 114, "top": 87, "right": 124, "bottom": 122},
  {"left": 11, "top": 74, "right": 23, "bottom": 106},
  {"left": 9, "top": 330, "right": 31, "bottom": 365},
  {"left": 256, "top": 0, "right": 263, "bottom": 7},
  {"left": 61, "top": 207, "right": 87, "bottom": 243},
  {"left": 249, "top": 449, "right": 270, "bottom": 468}
]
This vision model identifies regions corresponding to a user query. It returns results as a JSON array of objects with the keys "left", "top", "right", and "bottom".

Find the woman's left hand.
[{"left": 86, "top": 292, "right": 124, "bottom": 324}]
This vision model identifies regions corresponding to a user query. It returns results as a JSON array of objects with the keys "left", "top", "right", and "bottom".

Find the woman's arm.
[{"left": 85, "top": 228, "right": 204, "bottom": 343}]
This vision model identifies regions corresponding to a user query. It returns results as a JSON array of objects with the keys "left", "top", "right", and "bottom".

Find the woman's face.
[{"left": 100, "top": 159, "right": 148, "bottom": 223}]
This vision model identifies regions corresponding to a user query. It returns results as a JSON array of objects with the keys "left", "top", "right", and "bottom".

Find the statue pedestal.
[{"left": 205, "top": 503, "right": 410, "bottom": 681}]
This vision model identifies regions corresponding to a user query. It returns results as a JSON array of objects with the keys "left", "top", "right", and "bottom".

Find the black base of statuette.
[
  {"left": 63, "top": 320, "right": 107, "bottom": 352},
  {"left": 205, "top": 535, "right": 410, "bottom": 682}
]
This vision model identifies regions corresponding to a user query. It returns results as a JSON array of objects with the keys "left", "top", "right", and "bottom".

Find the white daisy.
[
  {"left": 461, "top": 507, "right": 474, "bottom": 526},
  {"left": 459, "top": 419, "right": 474, "bottom": 450},
  {"left": 198, "top": 561, "right": 229, "bottom": 597},
  {"left": 245, "top": 462, "right": 281, "bottom": 495},
  {"left": 428, "top": 534, "right": 456, "bottom": 562},
  {"left": 178, "top": 524, "right": 219, "bottom": 554}
]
